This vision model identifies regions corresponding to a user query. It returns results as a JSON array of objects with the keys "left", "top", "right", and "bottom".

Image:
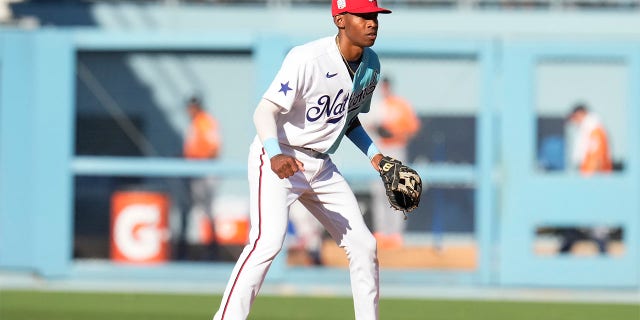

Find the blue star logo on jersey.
[{"left": 278, "top": 81, "right": 292, "bottom": 96}]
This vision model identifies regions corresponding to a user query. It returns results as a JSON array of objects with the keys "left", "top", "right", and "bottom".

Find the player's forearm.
[
  {"left": 346, "top": 119, "right": 380, "bottom": 161},
  {"left": 253, "top": 98, "right": 282, "bottom": 158}
]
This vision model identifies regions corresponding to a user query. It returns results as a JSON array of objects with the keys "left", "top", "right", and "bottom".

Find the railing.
[{"left": 71, "top": 156, "right": 474, "bottom": 185}]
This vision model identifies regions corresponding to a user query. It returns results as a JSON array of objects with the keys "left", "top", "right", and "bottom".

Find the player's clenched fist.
[{"left": 270, "top": 154, "right": 304, "bottom": 179}]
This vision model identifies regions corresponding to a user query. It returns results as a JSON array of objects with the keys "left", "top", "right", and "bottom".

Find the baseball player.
[{"left": 212, "top": 1, "right": 392, "bottom": 319}]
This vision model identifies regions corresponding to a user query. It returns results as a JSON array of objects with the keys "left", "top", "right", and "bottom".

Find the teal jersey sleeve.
[{"left": 325, "top": 48, "right": 381, "bottom": 154}]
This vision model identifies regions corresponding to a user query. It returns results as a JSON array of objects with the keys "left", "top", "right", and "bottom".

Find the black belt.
[{"left": 285, "top": 144, "right": 328, "bottom": 159}]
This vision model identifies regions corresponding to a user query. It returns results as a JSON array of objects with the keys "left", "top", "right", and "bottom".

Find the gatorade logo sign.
[{"left": 111, "top": 191, "right": 170, "bottom": 263}]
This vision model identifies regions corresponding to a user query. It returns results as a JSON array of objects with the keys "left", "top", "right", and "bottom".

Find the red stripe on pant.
[{"left": 220, "top": 148, "right": 265, "bottom": 319}]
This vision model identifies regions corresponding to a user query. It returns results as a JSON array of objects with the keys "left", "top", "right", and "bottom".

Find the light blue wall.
[
  {"left": 1, "top": 5, "right": 639, "bottom": 288},
  {"left": 0, "top": 30, "right": 75, "bottom": 277},
  {"left": 499, "top": 42, "right": 640, "bottom": 287}
]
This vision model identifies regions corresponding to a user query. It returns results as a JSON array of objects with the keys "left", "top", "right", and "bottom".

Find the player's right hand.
[
  {"left": 371, "top": 153, "right": 384, "bottom": 171},
  {"left": 270, "top": 154, "right": 304, "bottom": 179}
]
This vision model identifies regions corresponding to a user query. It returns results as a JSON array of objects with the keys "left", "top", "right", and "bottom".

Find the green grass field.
[{"left": 0, "top": 289, "right": 638, "bottom": 320}]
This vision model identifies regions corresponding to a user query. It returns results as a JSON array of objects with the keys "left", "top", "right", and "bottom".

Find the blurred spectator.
[
  {"left": 184, "top": 96, "right": 221, "bottom": 160},
  {"left": 183, "top": 96, "right": 222, "bottom": 259},
  {"left": 559, "top": 102, "right": 612, "bottom": 255},
  {"left": 566, "top": 103, "right": 612, "bottom": 175},
  {"left": 364, "top": 77, "right": 421, "bottom": 249}
]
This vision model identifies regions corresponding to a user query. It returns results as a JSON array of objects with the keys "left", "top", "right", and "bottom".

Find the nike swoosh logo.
[{"left": 326, "top": 72, "right": 338, "bottom": 78}]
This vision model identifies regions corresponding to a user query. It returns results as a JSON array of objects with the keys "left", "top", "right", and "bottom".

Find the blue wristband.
[
  {"left": 366, "top": 144, "right": 380, "bottom": 160},
  {"left": 263, "top": 138, "right": 282, "bottom": 158}
]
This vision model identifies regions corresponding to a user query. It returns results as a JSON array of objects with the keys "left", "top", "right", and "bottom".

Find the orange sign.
[
  {"left": 110, "top": 191, "right": 170, "bottom": 263},
  {"left": 214, "top": 217, "right": 249, "bottom": 245}
]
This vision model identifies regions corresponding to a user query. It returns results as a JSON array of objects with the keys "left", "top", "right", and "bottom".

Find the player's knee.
[
  {"left": 363, "top": 234, "right": 378, "bottom": 255},
  {"left": 261, "top": 241, "right": 285, "bottom": 258},
  {"left": 346, "top": 234, "right": 377, "bottom": 260},
  {"left": 245, "top": 237, "right": 284, "bottom": 261}
]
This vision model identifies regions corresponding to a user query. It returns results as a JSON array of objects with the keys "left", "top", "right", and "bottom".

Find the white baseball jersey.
[{"left": 263, "top": 36, "right": 381, "bottom": 153}]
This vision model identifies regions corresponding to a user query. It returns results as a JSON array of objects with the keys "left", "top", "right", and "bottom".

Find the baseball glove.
[{"left": 378, "top": 156, "right": 422, "bottom": 217}]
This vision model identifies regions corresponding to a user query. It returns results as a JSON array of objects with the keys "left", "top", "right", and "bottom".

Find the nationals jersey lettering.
[
  {"left": 262, "top": 36, "right": 382, "bottom": 154},
  {"left": 349, "top": 74, "right": 378, "bottom": 111},
  {"left": 306, "top": 89, "right": 349, "bottom": 124}
]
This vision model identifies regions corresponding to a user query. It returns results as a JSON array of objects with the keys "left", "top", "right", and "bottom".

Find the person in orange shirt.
[
  {"left": 183, "top": 96, "right": 222, "bottom": 256},
  {"left": 560, "top": 103, "right": 612, "bottom": 254},
  {"left": 567, "top": 103, "right": 612, "bottom": 175},
  {"left": 184, "top": 97, "right": 221, "bottom": 159},
  {"left": 365, "top": 77, "right": 421, "bottom": 248}
]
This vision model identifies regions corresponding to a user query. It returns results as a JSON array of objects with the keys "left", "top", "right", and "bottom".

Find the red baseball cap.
[{"left": 332, "top": 0, "right": 392, "bottom": 16}]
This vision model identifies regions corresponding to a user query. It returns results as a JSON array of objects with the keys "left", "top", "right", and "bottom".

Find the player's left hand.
[{"left": 270, "top": 154, "right": 304, "bottom": 179}]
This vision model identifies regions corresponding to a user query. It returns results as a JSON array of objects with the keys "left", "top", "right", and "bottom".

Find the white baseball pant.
[{"left": 213, "top": 139, "right": 379, "bottom": 320}]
